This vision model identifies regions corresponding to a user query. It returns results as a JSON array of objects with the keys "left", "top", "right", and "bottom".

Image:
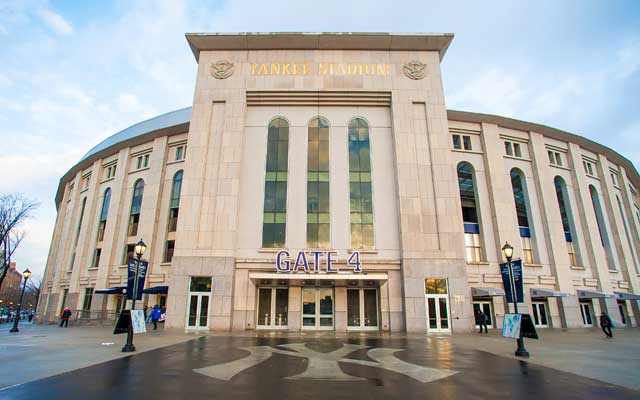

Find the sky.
[{"left": 0, "top": 0, "right": 639, "bottom": 279}]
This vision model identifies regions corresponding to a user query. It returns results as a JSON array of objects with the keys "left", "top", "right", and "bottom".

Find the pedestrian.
[
  {"left": 475, "top": 308, "right": 488, "bottom": 334},
  {"left": 600, "top": 312, "right": 614, "bottom": 338},
  {"left": 143, "top": 305, "right": 148, "bottom": 320},
  {"left": 150, "top": 304, "right": 162, "bottom": 330},
  {"left": 59, "top": 307, "right": 72, "bottom": 328},
  {"left": 28, "top": 310, "right": 34, "bottom": 323}
]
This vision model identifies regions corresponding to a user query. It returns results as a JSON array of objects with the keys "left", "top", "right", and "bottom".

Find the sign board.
[
  {"left": 131, "top": 310, "right": 147, "bottom": 334},
  {"left": 502, "top": 313, "right": 521, "bottom": 339},
  {"left": 113, "top": 310, "right": 130, "bottom": 335},
  {"left": 275, "top": 250, "right": 362, "bottom": 273},
  {"left": 519, "top": 314, "right": 539, "bottom": 339},
  {"left": 126, "top": 258, "right": 148, "bottom": 300},
  {"left": 499, "top": 259, "right": 524, "bottom": 303}
]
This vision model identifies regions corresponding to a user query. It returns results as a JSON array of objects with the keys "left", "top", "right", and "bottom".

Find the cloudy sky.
[{"left": 1, "top": 0, "right": 639, "bottom": 278}]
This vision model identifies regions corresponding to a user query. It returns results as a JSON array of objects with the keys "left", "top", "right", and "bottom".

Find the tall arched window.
[
  {"left": 589, "top": 185, "right": 614, "bottom": 270},
  {"left": 510, "top": 169, "right": 534, "bottom": 264},
  {"left": 69, "top": 197, "right": 87, "bottom": 270},
  {"left": 128, "top": 179, "right": 144, "bottom": 237},
  {"left": 168, "top": 170, "right": 183, "bottom": 232},
  {"left": 307, "top": 117, "right": 330, "bottom": 248},
  {"left": 616, "top": 195, "right": 639, "bottom": 273},
  {"left": 262, "top": 118, "right": 289, "bottom": 248},
  {"left": 164, "top": 170, "right": 183, "bottom": 263},
  {"left": 348, "top": 118, "right": 374, "bottom": 249},
  {"left": 97, "top": 188, "right": 111, "bottom": 242},
  {"left": 554, "top": 177, "right": 577, "bottom": 267},
  {"left": 457, "top": 162, "right": 482, "bottom": 262}
]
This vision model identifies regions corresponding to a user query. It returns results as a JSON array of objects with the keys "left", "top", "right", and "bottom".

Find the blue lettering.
[
  {"left": 326, "top": 251, "right": 338, "bottom": 272},
  {"left": 311, "top": 251, "right": 323, "bottom": 273},
  {"left": 276, "top": 250, "right": 290, "bottom": 272},
  {"left": 293, "top": 251, "right": 310, "bottom": 272}
]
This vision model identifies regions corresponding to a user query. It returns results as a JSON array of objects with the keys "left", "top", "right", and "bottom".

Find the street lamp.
[
  {"left": 501, "top": 242, "right": 529, "bottom": 358},
  {"left": 10, "top": 268, "right": 31, "bottom": 333},
  {"left": 122, "top": 239, "right": 146, "bottom": 352}
]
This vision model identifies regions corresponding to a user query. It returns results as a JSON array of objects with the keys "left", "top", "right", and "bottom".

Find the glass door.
[
  {"left": 531, "top": 302, "right": 549, "bottom": 327},
  {"left": 426, "top": 295, "right": 450, "bottom": 332},
  {"left": 618, "top": 301, "right": 628, "bottom": 326},
  {"left": 186, "top": 277, "right": 212, "bottom": 330},
  {"left": 302, "top": 288, "right": 333, "bottom": 330},
  {"left": 347, "top": 288, "right": 379, "bottom": 331},
  {"left": 580, "top": 302, "right": 593, "bottom": 327},
  {"left": 257, "top": 288, "right": 289, "bottom": 329},
  {"left": 472, "top": 301, "right": 493, "bottom": 329}
]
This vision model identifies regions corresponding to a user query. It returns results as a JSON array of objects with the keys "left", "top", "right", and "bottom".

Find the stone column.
[
  {"left": 334, "top": 287, "right": 347, "bottom": 332},
  {"left": 288, "top": 286, "right": 301, "bottom": 331}
]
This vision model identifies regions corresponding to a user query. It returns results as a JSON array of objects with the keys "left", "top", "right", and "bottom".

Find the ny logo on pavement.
[{"left": 193, "top": 343, "right": 458, "bottom": 383}]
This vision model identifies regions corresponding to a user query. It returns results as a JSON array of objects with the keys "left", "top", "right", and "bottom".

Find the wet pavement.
[{"left": 1, "top": 335, "right": 637, "bottom": 400}]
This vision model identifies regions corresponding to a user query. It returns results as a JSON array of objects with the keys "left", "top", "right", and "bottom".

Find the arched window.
[
  {"left": 128, "top": 179, "right": 144, "bottom": 237},
  {"left": 97, "top": 188, "right": 111, "bottom": 242},
  {"left": 348, "top": 118, "right": 374, "bottom": 249},
  {"left": 616, "top": 195, "right": 639, "bottom": 273},
  {"left": 168, "top": 170, "right": 183, "bottom": 232},
  {"left": 164, "top": 170, "right": 183, "bottom": 263},
  {"left": 554, "top": 177, "right": 577, "bottom": 266},
  {"left": 589, "top": 185, "right": 614, "bottom": 269},
  {"left": 457, "top": 162, "right": 482, "bottom": 262},
  {"left": 510, "top": 169, "right": 534, "bottom": 263},
  {"left": 307, "top": 117, "right": 330, "bottom": 248},
  {"left": 262, "top": 118, "right": 289, "bottom": 248}
]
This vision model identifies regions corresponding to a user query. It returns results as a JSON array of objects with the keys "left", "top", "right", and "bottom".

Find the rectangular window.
[
  {"left": 97, "top": 221, "right": 106, "bottom": 242},
  {"left": 175, "top": 146, "right": 184, "bottom": 161},
  {"left": 611, "top": 173, "right": 618, "bottom": 186},
  {"left": 168, "top": 208, "right": 179, "bottom": 232},
  {"left": 164, "top": 240, "right": 175, "bottom": 263},
  {"left": 464, "top": 233, "right": 482, "bottom": 263},
  {"left": 123, "top": 244, "right": 135, "bottom": 264},
  {"left": 548, "top": 150, "right": 554, "bottom": 164},
  {"left": 307, "top": 118, "right": 330, "bottom": 248},
  {"left": 555, "top": 152, "right": 563, "bottom": 166},
  {"left": 112, "top": 165, "right": 117, "bottom": 177},
  {"left": 262, "top": 119, "right": 289, "bottom": 248},
  {"left": 143, "top": 154, "right": 149, "bottom": 168},
  {"left": 462, "top": 135, "right": 472, "bottom": 151},
  {"left": 92, "top": 248, "right": 101, "bottom": 269},
  {"left": 452, "top": 135, "right": 461, "bottom": 150},
  {"left": 128, "top": 213, "right": 140, "bottom": 237},
  {"left": 521, "top": 236, "right": 534, "bottom": 264},
  {"left": 349, "top": 119, "right": 374, "bottom": 249},
  {"left": 82, "top": 288, "right": 94, "bottom": 318},
  {"left": 505, "top": 141, "right": 513, "bottom": 156},
  {"left": 513, "top": 143, "right": 522, "bottom": 158},
  {"left": 567, "top": 241, "right": 577, "bottom": 267},
  {"left": 137, "top": 156, "right": 143, "bottom": 169},
  {"left": 190, "top": 276, "right": 212, "bottom": 292},
  {"left": 584, "top": 161, "right": 595, "bottom": 176}
]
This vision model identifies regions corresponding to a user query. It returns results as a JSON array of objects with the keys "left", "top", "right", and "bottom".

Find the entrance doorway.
[
  {"left": 618, "top": 301, "right": 628, "bottom": 327},
  {"left": 302, "top": 288, "right": 333, "bottom": 330},
  {"left": 531, "top": 302, "right": 549, "bottom": 327},
  {"left": 257, "top": 288, "right": 288, "bottom": 329},
  {"left": 347, "top": 288, "right": 379, "bottom": 331},
  {"left": 186, "top": 277, "right": 212, "bottom": 330},
  {"left": 472, "top": 301, "right": 494, "bottom": 329},
  {"left": 580, "top": 301, "right": 593, "bottom": 327},
  {"left": 425, "top": 278, "right": 450, "bottom": 333}
]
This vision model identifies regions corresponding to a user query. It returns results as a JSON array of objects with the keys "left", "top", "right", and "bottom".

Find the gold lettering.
[
  {"left": 376, "top": 64, "right": 385, "bottom": 75},
  {"left": 283, "top": 63, "right": 291, "bottom": 75},
  {"left": 251, "top": 63, "right": 257, "bottom": 75},
  {"left": 384, "top": 64, "right": 389, "bottom": 75},
  {"left": 302, "top": 62, "right": 309, "bottom": 75},
  {"left": 270, "top": 63, "right": 280, "bottom": 75},
  {"left": 319, "top": 63, "right": 327, "bottom": 75},
  {"left": 293, "top": 63, "right": 298, "bottom": 75},
  {"left": 329, "top": 63, "right": 335, "bottom": 75},
  {"left": 258, "top": 63, "right": 268, "bottom": 75},
  {"left": 364, "top": 64, "right": 370, "bottom": 75},
  {"left": 337, "top": 63, "right": 346, "bottom": 75}
]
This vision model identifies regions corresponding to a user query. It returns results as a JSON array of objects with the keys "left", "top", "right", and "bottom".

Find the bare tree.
[
  {"left": 0, "top": 194, "right": 39, "bottom": 292},
  {"left": 26, "top": 276, "right": 42, "bottom": 311}
]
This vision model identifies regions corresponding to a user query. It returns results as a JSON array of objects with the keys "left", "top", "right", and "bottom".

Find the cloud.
[{"left": 36, "top": 7, "right": 73, "bottom": 35}]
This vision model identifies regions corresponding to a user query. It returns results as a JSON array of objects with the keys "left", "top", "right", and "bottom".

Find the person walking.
[
  {"left": 600, "top": 312, "right": 614, "bottom": 338},
  {"left": 59, "top": 307, "right": 72, "bottom": 328},
  {"left": 475, "top": 308, "right": 488, "bottom": 334},
  {"left": 150, "top": 304, "right": 162, "bottom": 330},
  {"left": 28, "top": 310, "right": 34, "bottom": 323}
]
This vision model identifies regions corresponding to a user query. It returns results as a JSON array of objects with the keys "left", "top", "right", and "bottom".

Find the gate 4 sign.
[
  {"left": 193, "top": 343, "right": 458, "bottom": 383},
  {"left": 275, "top": 250, "right": 362, "bottom": 273}
]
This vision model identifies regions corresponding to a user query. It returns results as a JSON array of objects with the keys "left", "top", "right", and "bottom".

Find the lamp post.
[
  {"left": 10, "top": 268, "right": 31, "bottom": 333},
  {"left": 501, "top": 242, "right": 529, "bottom": 358},
  {"left": 122, "top": 239, "right": 146, "bottom": 352}
]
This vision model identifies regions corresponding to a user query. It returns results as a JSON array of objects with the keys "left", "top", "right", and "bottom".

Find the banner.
[
  {"left": 499, "top": 259, "right": 524, "bottom": 303},
  {"left": 131, "top": 310, "right": 147, "bottom": 334},
  {"left": 127, "top": 258, "right": 148, "bottom": 300},
  {"left": 502, "top": 313, "right": 522, "bottom": 339}
]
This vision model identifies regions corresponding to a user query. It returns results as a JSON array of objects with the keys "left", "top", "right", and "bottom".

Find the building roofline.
[{"left": 185, "top": 32, "right": 455, "bottom": 61}]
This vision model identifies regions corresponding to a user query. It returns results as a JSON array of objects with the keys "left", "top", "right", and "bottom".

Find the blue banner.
[
  {"left": 500, "top": 259, "right": 524, "bottom": 303},
  {"left": 127, "top": 258, "right": 148, "bottom": 300}
]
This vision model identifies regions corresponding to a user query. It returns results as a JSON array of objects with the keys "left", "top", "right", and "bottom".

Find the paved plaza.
[{"left": 0, "top": 324, "right": 638, "bottom": 399}]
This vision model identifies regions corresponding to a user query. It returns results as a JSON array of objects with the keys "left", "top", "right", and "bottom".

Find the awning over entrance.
[
  {"left": 95, "top": 286, "right": 126, "bottom": 295},
  {"left": 577, "top": 289, "right": 615, "bottom": 299},
  {"left": 471, "top": 287, "right": 505, "bottom": 297},
  {"left": 248, "top": 272, "right": 387, "bottom": 284},
  {"left": 530, "top": 288, "right": 570, "bottom": 298},
  {"left": 143, "top": 286, "right": 169, "bottom": 294},
  {"left": 615, "top": 291, "right": 640, "bottom": 301}
]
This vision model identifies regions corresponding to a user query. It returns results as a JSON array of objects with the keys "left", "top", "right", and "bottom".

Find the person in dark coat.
[
  {"left": 150, "top": 304, "right": 162, "bottom": 330},
  {"left": 475, "top": 308, "right": 488, "bottom": 334},
  {"left": 600, "top": 312, "right": 613, "bottom": 338},
  {"left": 59, "top": 307, "right": 72, "bottom": 328}
]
